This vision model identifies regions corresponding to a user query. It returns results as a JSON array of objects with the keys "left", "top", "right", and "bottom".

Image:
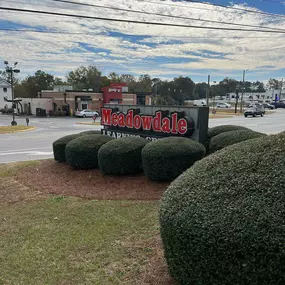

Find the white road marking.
[
  {"left": 0, "top": 147, "right": 51, "bottom": 153},
  {"left": 0, "top": 151, "right": 53, "bottom": 156}
]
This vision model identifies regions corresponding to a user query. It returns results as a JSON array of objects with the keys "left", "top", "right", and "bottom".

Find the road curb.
[
  {"left": 76, "top": 122, "right": 101, "bottom": 126},
  {"left": 0, "top": 126, "right": 36, "bottom": 134}
]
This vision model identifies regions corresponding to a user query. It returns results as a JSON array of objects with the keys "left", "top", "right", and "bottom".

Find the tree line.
[{"left": 0, "top": 65, "right": 279, "bottom": 106}]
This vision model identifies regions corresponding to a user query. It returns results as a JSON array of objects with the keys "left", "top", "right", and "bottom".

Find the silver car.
[
  {"left": 75, "top": 109, "right": 99, "bottom": 118},
  {"left": 216, "top": 102, "right": 231, "bottom": 108}
]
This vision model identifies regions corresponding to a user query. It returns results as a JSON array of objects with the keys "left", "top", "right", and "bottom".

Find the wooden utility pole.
[
  {"left": 279, "top": 78, "right": 283, "bottom": 101},
  {"left": 240, "top": 70, "right": 245, "bottom": 113},
  {"left": 206, "top": 75, "right": 210, "bottom": 106}
]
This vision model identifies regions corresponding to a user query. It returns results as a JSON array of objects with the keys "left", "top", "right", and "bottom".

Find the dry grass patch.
[{"left": 0, "top": 125, "right": 35, "bottom": 134}]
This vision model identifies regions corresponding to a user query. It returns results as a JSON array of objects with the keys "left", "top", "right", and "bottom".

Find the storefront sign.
[
  {"left": 108, "top": 88, "right": 121, "bottom": 93},
  {"left": 101, "top": 107, "right": 195, "bottom": 138}
]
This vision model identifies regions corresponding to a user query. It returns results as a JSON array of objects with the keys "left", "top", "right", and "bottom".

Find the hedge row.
[
  {"left": 53, "top": 125, "right": 261, "bottom": 181},
  {"left": 209, "top": 129, "right": 265, "bottom": 153},
  {"left": 53, "top": 130, "right": 102, "bottom": 162},
  {"left": 98, "top": 137, "right": 149, "bottom": 175},
  {"left": 65, "top": 135, "right": 114, "bottom": 169},
  {"left": 53, "top": 134, "right": 82, "bottom": 162},
  {"left": 160, "top": 133, "right": 285, "bottom": 285},
  {"left": 53, "top": 133, "right": 207, "bottom": 181},
  {"left": 142, "top": 137, "right": 206, "bottom": 181},
  {"left": 208, "top": 125, "right": 250, "bottom": 139}
]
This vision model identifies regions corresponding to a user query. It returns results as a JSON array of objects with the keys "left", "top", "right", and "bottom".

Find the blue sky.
[{"left": 0, "top": 0, "right": 285, "bottom": 84}]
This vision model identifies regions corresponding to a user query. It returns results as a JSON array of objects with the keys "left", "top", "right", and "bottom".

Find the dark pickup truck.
[{"left": 270, "top": 102, "right": 285, "bottom": 109}]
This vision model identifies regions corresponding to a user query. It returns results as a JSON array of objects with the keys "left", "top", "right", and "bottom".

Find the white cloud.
[{"left": 0, "top": 0, "right": 284, "bottom": 80}]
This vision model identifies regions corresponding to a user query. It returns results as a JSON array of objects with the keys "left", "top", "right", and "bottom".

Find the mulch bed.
[{"left": 17, "top": 160, "right": 170, "bottom": 200}]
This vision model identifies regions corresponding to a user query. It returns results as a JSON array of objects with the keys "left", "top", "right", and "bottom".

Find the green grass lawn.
[{"left": 0, "top": 197, "right": 160, "bottom": 285}]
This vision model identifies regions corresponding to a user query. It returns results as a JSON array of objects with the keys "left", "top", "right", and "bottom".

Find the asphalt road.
[
  {"left": 0, "top": 115, "right": 102, "bottom": 164},
  {"left": 209, "top": 109, "right": 285, "bottom": 134},
  {"left": 1, "top": 110, "right": 285, "bottom": 163}
]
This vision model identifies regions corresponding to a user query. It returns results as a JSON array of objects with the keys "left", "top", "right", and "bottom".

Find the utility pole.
[
  {"left": 279, "top": 78, "right": 283, "bottom": 101},
  {"left": 206, "top": 75, "right": 210, "bottom": 106},
  {"left": 4, "top": 61, "right": 20, "bottom": 126},
  {"left": 240, "top": 69, "right": 248, "bottom": 113}
]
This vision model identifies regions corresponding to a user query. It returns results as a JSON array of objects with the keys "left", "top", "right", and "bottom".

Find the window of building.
[{"left": 3, "top": 87, "right": 7, "bottom": 93}]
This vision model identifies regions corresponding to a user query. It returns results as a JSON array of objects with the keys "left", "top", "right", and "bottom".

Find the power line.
[
  {"left": 136, "top": 0, "right": 285, "bottom": 19},
  {"left": 48, "top": 0, "right": 285, "bottom": 32},
  {"left": 1, "top": 6, "right": 285, "bottom": 33},
  {"left": 180, "top": 0, "right": 285, "bottom": 18},
  {"left": 0, "top": 27, "right": 282, "bottom": 38}
]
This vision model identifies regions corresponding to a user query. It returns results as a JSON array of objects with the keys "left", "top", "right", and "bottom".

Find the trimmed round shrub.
[
  {"left": 53, "top": 134, "right": 81, "bottom": 162},
  {"left": 98, "top": 137, "right": 149, "bottom": 175},
  {"left": 79, "top": 130, "right": 102, "bottom": 135},
  {"left": 160, "top": 133, "right": 285, "bottom": 285},
  {"left": 209, "top": 129, "right": 265, "bottom": 153},
  {"left": 208, "top": 124, "right": 250, "bottom": 139},
  {"left": 65, "top": 135, "right": 114, "bottom": 169},
  {"left": 142, "top": 137, "right": 206, "bottom": 181}
]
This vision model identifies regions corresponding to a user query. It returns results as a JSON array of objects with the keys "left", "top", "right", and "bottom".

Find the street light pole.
[{"left": 4, "top": 61, "right": 20, "bottom": 126}]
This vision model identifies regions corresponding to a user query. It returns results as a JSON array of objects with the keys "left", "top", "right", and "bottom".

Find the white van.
[{"left": 193, "top": 100, "right": 207, "bottom": 107}]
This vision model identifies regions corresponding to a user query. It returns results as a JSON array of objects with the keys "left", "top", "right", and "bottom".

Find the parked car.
[
  {"left": 216, "top": 102, "right": 231, "bottom": 108},
  {"left": 270, "top": 102, "right": 285, "bottom": 109},
  {"left": 263, "top": 103, "right": 274, "bottom": 110},
  {"left": 75, "top": 109, "right": 99, "bottom": 118},
  {"left": 244, "top": 106, "right": 265, "bottom": 117}
]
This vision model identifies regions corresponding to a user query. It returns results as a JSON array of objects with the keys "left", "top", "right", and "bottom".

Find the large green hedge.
[
  {"left": 160, "top": 133, "right": 285, "bottom": 285},
  {"left": 79, "top": 130, "right": 102, "bottom": 135},
  {"left": 142, "top": 137, "right": 206, "bottom": 181},
  {"left": 98, "top": 137, "right": 149, "bottom": 175},
  {"left": 65, "top": 134, "right": 114, "bottom": 169},
  {"left": 208, "top": 124, "right": 250, "bottom": 139},
  {"left": 209, "top": 129, "right": 265, "bottom": 153},
  {"left": 53, "top": 134, "right": 81, "bottom": 162}
]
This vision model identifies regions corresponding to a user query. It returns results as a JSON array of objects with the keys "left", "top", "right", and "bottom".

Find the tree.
[
  {"left": 195, "top": 83, "right": 208, "bottom": 99},
  {"left": 173, "top": 76, "right": 196, "bottom": 101},
  {"left": 108, "top": 72, "right": 120, "bottom": 83},
  {"left": 67, "top": 66, "right": 101, "bottom": 91},
  {"left": 266, "top": 78, "right": 282, "bottom": 90},
  {"left": 14, "top": 70, "right": 54, "bottom": 98},
  {"left": 135, "top": 74, "right": 153, "bottom": 92},
  {"left": 120, "top": 74, "right": 136, "bottom": 92},
  {"left": 0, "top": 70, "right": 19, "bottom": 85},
  {"left": 53, "top": 77, "right": 67, "bottom": 86},
  {"left": 100, "top": 76, "right": 110, "bottom": 88},
  {"left": 251, "top": 81, "right": 265, "bottom": 92},
  {"left": 219, "top": 78, "right": 239, "bottom": 93}
]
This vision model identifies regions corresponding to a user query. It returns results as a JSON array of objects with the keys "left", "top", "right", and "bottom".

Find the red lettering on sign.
[
  {"left": 133, "top": 115, "right": 141, "bottom": 129},
  {"left": 141, "top": 116, "right": 152, "bottom": 130},
  {"left": 178, "top": 119, "right": 187, "bottom": 135},
  {"left": 126, "top": 110, "right": 133, "bottom": 128},
  {"left": 101, "top": 108, "right": 112, "bottom": 125},
  {"left": 153, "top": 111, "right": 162, "bottom": 132},
  {"left": 112, "top": 113, "right": 118, "bottom": 126},
  {"left": 118, "top": 113, "right": 125, "bottom": 127},
  {"left": 100, "top": 107, "right": 192, "bottom": 136},
  {"left": 171, "top": 113, "right": 178, "bottom": 134},
  {"left": 161, "top": 117, "right": 171, "bottom": 133}
]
